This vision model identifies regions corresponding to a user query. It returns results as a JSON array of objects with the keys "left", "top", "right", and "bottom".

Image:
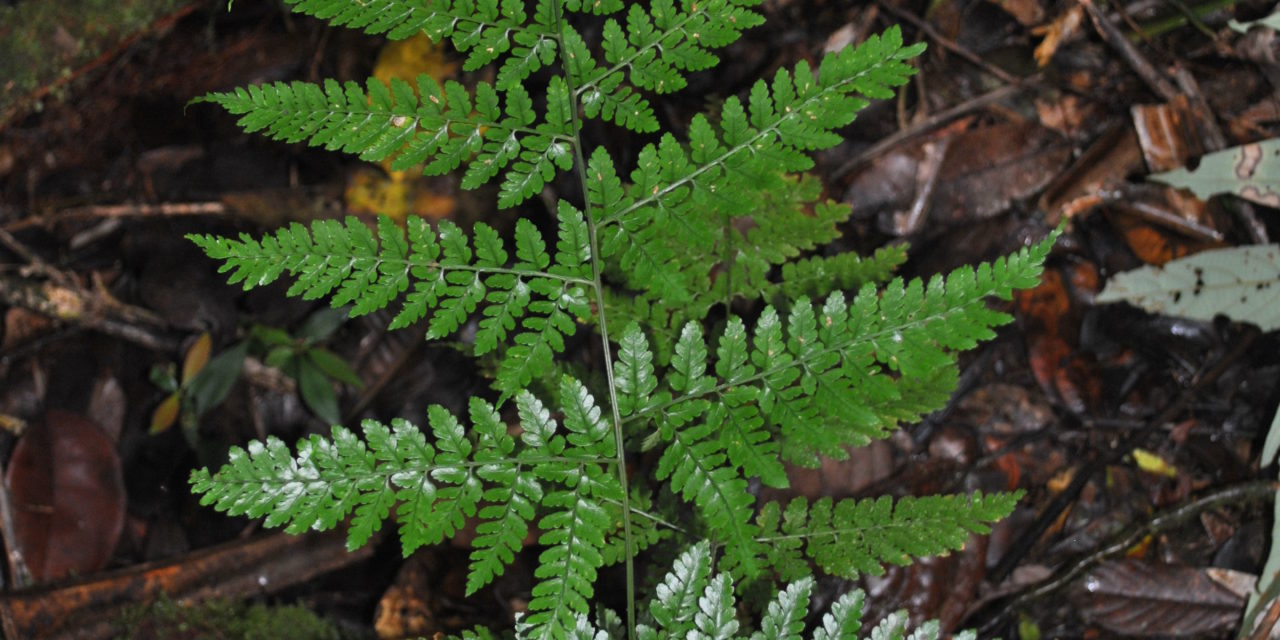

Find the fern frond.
[
  {"left": 190, "top": 379, "right": 622, "bottom": 633},
  {"left": 694, "top": 573, "right": 739, "bottom": 639},
  {"left": 602, "top": 235, "right": 1052, "bottom": 579},
  {"left": 569, "top": 0, "right": 769, "bottom": 131},
  {"left": 597, "top": 27, "right": 923, "bottom": 305},
  {"left": 615, "top": 323, "right": 660, "bottom": 417},
  {"left": 585, "top": 542, "right": 962, "bottom": 640},
  {"left": 756, "top": 492, "right": 1021, "bottom": 579},
  {"left": 282, "top": 0, "right": 566, "bottom": 89},
  {"left": 649, "top": 541, "right": 714, "bottom": 636},
  {"left": 624, "top": 230, "right": 1057, "bottom": 468},
  {"left": 814, "top": 588, "right": 866, "bottom": 640},
  {"left": 189, "top": 211, "right": 592, "bottom": 396},
  {"left": 466, "top": 398, "right": 541, "bottom": 594},
  {"left": 192, "top": 74, "right": 574, "bottom": 207}
]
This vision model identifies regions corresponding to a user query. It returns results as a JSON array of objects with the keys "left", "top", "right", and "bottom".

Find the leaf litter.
[{"left": 1, "top": 1, "right": 1280, "bottom": 638}]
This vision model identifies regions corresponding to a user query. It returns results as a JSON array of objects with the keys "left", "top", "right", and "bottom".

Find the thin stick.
[
  {"left": 832, "top": 83, "right": 1027, "bottom": 180},
  {"left": 1079, "top": 0, "right": 1178, "bottom": 100},
  {"left": 873, "top": 0, "right": 1025, "bottom": 86}
]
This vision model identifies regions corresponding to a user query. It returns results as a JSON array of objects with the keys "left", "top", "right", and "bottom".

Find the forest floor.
[{"left": 2, "top": 0, "right": 1280, "bottom": 638}]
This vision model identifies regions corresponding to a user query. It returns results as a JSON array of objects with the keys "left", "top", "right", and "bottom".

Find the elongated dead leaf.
[
  {"left": 150, "top": 391, "right": 180, "bottom": 434},
  {"left": 1149, "top": 138, "right": 1280, "bottom": 207},
  {"left": 1096, "top": 244, "right": 1280, "bottom": 331},
  {"left": 1070, "top": 560, "right": 1243, "bottom": 636},
  {"left": 181, "top": 332, "right": 212, "bottom": 384}
]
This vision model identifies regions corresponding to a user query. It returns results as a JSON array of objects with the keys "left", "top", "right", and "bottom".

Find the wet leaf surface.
[{"left": 5, "top": 410, "right": 125, "bottom": 582}]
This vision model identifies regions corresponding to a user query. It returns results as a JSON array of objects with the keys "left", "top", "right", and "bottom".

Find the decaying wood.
[
  {"left": 0, "top": 274, "right": 181, "bottom": 353},
  {"left": 0, "top": 529, "right": 373, "bottom": 639}
]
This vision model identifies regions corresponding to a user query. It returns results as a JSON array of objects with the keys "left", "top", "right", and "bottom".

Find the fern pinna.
[{"left": 188, "top": 0, "right": 1058, "bottom": 636}]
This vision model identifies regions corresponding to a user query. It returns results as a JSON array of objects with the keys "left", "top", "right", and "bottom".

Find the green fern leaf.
[
  {"left": 522, "top": 377, "right": 624, "bottom": 637},
  {"left": 715, "top": 388, "right": 786, "bottom": 488},
  {"left": 280, "top": 0, "right": 434, "bottom": 39},
  {"left": 655, "top": 417, "right": 762, "bottom": 577},
  {"left": 649, "top": 541, "right": 713, "bottom": 635},
  {"left": 618, "top": 545, "right": 965, "bottom": 640},
  {"left": 693, "top": 573, "right": 739, "bottom": 640},
  {"left": 766, "top": 244, "right": 909, "bottom": 306},
  {"left": 575, "top": 0, "right": 764, "bottom": 109},
  {"left": 467, "top": 399, "right": 541, "bottom": 594},
  {"left": 751, "top": 577, "right": 812, "bottom": 640},
  {"left": 191, "top": 213, "right": 593, "bottom": 396},
  {"left": 598, "top": 29, "right": 922, "bottom": 309},
  {"left": 192, "top": 74, "right": 573, "bottom": 208},
  {"left": 758, "top": 492, "right": 1021, "bottom": 579},
  {"left": 191, "top": 379, "right": 623, "bottom": 631},
  {"left": 616, "top": 323, "right": 659, "bottom": 417},
  {"left": 867, "top": 612, "right": 909, "bottom": 640},
  {"left": 562, "top": 28, "right": 659, "bottom": 133},
  {"left": 552, "top": 201, "right": 592, "bottom": 279},
  {"left": 813, "top": 588, "right": 867, "bottom": 640}
]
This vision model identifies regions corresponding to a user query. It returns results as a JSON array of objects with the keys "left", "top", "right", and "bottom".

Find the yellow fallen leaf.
[
  {"left": 1132, "top": 448, "right": 1178, "bottom": 478},
  {"left": 345, "top": 166, "right": 413, "bottom": 222},
  {"left": 372, "top": 33, "right": 457, "bottom": 91},
  {"left": 150, "top": 392, "right": 181, "bottom": 435},
  {"left": 182, "top": 332, "right": 212, "bottom": 384},
  {"left": 343, "top": 34, "right": 460, "bottom": 224}
]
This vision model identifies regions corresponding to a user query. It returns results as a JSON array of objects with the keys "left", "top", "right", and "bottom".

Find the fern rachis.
[{"left": 188, "top": 1, "right": 1059, "bottom": 636}]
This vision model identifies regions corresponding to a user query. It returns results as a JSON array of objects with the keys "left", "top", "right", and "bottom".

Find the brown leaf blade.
[
  {"left": 5, "top": 410, "right": 125, "bottom": 582},
  {"left": 1070, "top": 560, "right": 1244, "bottom": 636}
]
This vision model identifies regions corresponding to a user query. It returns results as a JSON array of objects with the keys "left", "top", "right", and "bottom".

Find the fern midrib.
[
  {"left": 269, "top": 254, "right": 593, "bottom": 288},
  {"left": 624, "top": 298, "right": 995, "bottom": 427},
  {"left": 549, "top": 0, "right": 638, "bottom": 634},
  {"left": 602, "top": 496, "right": 687, "bottom": 533},
  {"left": 215, "top": 453, "right": 610, "bottom": 489},
  {"left": 755, "top": 515, "right": 981, "bottom": 543}
]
